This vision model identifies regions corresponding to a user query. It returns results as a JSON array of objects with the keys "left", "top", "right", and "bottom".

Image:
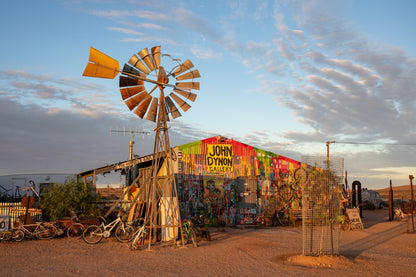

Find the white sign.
[{"left": 0, "top": 215, "right": 10, "bottom": 231}]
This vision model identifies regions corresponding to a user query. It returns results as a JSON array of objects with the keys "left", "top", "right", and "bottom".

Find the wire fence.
[{"left": 301, "top": 169, "right": 343, "bottom": 256}]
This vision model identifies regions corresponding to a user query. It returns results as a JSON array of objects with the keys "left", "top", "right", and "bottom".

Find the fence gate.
[{"left": 302, "top": 169, "right": 342, "bottom": 256}]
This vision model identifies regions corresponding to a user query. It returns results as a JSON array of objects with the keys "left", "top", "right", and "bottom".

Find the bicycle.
[
  {"left": 272, "top": 207, "right": 290, "bottom": 226},
  {"left": 191, "top": 215, "right": 211, "bottom": 241},
  {"left": 13, "top": 219, "right": 57, "bottom": 241},
  {"left": 0, "top": 230, "right": 24, "bottom": 242},
  {"left": 82, "top": 214, "right": 130, "bottom": 244},
  {"left": 130, "top": 223, "right": 149, "bottom": 250},
  {"left": 337, "top": 214, "right": 362, "bottom": 231},
  {"left": 53, "top": 211, "right": 85, "bottom": 239},
  {"left": 394, "top": 207, "right": 407, "bottom": 222},
  {"left": 180, "top": 218, "right": 197, "bottom": 247},
  {"left": 113, "top": 217, "right": 145, "bottom": 243}
]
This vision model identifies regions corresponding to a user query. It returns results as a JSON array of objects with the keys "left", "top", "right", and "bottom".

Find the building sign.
[{"left": 207, "top": 144, "right": 233, "bottom": 172}]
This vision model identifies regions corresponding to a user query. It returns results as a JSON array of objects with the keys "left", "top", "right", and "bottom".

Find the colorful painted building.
[{"left": 173, "top": 135, "right": 302, "bottom": 225}]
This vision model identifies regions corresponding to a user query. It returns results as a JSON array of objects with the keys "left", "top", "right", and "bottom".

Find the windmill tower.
[{"left": 82, "top": 46, "right": 200, "bottom": 249}]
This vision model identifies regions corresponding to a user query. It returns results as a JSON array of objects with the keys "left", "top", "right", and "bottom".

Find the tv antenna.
[{"left": 110, "top": 127, "right": 150, "bottom": 160}]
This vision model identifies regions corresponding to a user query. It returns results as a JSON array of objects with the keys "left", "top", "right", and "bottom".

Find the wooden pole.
[
  {"left": 389, "top": 180, "right": 393, "bottom": 221},
  {"left": 409, "top": 175, "right": 414, "bottom": 233}
]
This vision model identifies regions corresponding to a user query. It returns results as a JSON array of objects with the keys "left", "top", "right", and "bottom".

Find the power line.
[{"left": 334, "top": 141, "right": 416, "bottom": 146}]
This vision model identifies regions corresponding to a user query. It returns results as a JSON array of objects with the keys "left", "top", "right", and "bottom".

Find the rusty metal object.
[{"left": 408, "top": 175, "right": 415, "bottom": 233}]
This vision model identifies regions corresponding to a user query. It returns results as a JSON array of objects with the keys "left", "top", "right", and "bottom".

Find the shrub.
[{"left": 40, "top": 177, "right": 101, "bottom": 221}]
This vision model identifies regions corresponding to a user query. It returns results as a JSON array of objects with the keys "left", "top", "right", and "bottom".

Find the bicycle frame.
[
  {"left": 54, "top": 215, "right": 78, "bottom": 235},
  {"left": 101, "top": 217, "right": 123, "bottom": 235},
  {"left": 15, "top": 220, "right": 56, "bottom": 239},
  {"left": 131, "top": 224, "right": 148, "bottom": 250}
]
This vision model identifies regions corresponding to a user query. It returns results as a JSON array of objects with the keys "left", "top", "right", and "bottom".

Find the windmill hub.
[{"left": 157, "top": 66, "right": 169, "bottom": 86}]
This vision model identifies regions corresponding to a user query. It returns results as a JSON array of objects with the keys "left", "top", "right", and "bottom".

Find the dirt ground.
[{"left": 1, "top": 209, "right": 416, "bottom": 277}]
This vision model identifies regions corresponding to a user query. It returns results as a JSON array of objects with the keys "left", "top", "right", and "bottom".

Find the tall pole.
[
  {"left": 410, "top": 175, "right": 415, "bottom": 233},
  {"left": 326, "top": 141, "right": 335, "bottom": 171},
  {"left": 389, "top": 180, "right": 394, "bottom": 221}
]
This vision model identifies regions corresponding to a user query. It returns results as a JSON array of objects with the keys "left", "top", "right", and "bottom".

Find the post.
[
  {"left": 410, "top": 175, "right": 414, "bottom": 233},
  {"left": 389, "top": 180, "right": 393, "bottom": 221},
  {"left": 129, "top": 140, "right": 134, "bottom": 161},
  {"left": 326, "top": 141, "right": 335, "bottom": 171}
]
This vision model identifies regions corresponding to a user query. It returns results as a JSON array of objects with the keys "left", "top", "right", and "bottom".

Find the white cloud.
[{"left": 107, "top": 27, "right": 143, "bottom": 35}]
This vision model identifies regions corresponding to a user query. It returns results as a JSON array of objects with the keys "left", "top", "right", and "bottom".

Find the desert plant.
[{"left": 40, "top": 177, "right": 101, "bottom": 221}]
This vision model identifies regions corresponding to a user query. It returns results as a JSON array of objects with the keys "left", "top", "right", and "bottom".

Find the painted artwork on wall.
[{"left": 203, "top": 176, "right": 224, "bottom": 198}]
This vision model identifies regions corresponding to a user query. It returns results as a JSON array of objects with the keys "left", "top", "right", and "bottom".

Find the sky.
[{"left": 1, "top": 0, "right": 415, "bottom": 189}]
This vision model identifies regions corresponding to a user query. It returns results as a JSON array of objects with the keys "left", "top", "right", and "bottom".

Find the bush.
[{"left": 40, "top": 177, "right": 101, "bottom": 221}]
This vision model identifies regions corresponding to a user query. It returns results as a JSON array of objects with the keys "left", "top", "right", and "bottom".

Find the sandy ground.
[{"left": 1, "top": 209, "right": 415, "bottom": 277}]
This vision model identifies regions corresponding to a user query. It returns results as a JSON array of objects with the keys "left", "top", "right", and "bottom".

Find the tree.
[{"left": 41, "top": 177, "right": 101, "bottom": 221}]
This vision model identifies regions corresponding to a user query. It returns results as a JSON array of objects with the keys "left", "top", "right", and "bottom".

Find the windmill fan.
[{"left": 82, "top": 46, "right": 200, "bottom": 123}]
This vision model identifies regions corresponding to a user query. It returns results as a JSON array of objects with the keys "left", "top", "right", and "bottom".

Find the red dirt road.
[{"left": 1, "top": 209, "right": 415, "bottom": 276}]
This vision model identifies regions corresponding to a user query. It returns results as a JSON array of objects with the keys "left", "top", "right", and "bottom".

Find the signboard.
[
  {"left": 346, "top": 208, "right": 363, "bottom": 230},
  {"left": 0, "top": 215, "right": 10, "bottom": 231},
  {"left": 206, "top": 144, "right": 233, "bottom": 173}
]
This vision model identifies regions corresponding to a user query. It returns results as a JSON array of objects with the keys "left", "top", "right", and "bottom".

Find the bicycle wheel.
[
  {"left": 340, "top": 222, "right": 350, "bottom": 231},
  {"left": 36, "top": 224, "right": 57, "bottom": 239},
  {"left": 82, "top": 225, "right": 103, "bottom": 244},
  {"left": 12, "top": 229, "right": 25, "bottom": 242},
  {"left": 190, "top": 229, "right": 198, "bottom": 248},
  {"left": 67, "top": 223, "right": 85, "bottom": 238},
  {"left": 115, "top": 225, "right": 135, "bottom": 243},
  {"left": 131, "top": 228, "right": 146, "bottom": 250}
]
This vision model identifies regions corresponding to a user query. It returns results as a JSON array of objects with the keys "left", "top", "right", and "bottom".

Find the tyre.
[
  {"left": 190, "top": 229, "right": 198, "bottom": 248},
  {"left": 181, "top": 229, "right": 189, "bottom": 242},
  {"left": 131, "top": 228, "right": 147, "bottom": 250},
  {"left": 115, "top": 225, "right": 135, "bottom": 243},
  {"left": 83, "top": 225, "right": 103, "bottom": 244},
  {"left": 340, "top": 223, "right": 350, "bottom": 231},
  {"left": 132, "top": 235, "right": 146, "bottom": 250},
  {"left": 36, "top": 224, "right": 57, "bottom": 239},
  {"left": 12, "top": 229, "right": 25, "bottom": 242},
  {"left": 67, "top": 223, "right": 85, "bottom": 238}
]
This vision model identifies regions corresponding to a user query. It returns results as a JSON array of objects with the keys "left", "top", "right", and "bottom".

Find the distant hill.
[{"left": 375, "top": 185, "right": 414, "bottom": 201}]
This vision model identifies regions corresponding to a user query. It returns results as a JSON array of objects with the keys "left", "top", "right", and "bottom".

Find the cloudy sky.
[{"left": 1, "top": 0, "right": 415, "bottom": 189}]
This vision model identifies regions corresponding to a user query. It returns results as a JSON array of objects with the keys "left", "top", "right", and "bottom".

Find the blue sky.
[{"left": 1, "top": 0, "right": 416, "bottom": 189}]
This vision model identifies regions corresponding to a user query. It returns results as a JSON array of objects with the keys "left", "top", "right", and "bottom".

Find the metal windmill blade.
[
  {"left": 172, "top": 60, "right": 194, "bottom": 77},
  {"left": 165, "top": 96, "right": 182, "bottom": 119},
  {"left": 128, "top": 54, "right": 150, "bottom": 75},
  {"left": 175, "top": 81, "right": 200, "bottom": 90},
  {"left": 169, "top": 92, "right": 191, "bottom": 112},
  {"left": 173, "top": 88, "right": 197, "bottom": 102},
  {"left": 138, "top": 48, "right": 155, "bottom": 72},
  {"left": 175, "top": 69, "right": 200, "bottom": 81}
]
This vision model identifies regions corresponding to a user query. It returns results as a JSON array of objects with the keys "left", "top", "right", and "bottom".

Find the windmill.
[{"left": 82, "top": 46, "right": 200, "bottom": 248}]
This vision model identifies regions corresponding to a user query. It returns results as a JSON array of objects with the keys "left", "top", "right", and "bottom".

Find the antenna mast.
[{"left": 110, "top": 127, "right": 150, "bottom": 160}]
